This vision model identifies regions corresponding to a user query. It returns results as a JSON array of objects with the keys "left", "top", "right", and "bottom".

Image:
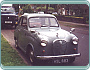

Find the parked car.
[
  {"left": 1, "top": 7, "right": 18, "bottom": 28},
  {"left": 52, "top": 12, "right": 58, "bottom": 15},
  {"left": 14, "top": 13, "right": 81, "bottom": 64}
]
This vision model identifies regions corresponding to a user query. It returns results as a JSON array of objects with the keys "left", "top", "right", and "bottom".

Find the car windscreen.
[
  {"left": 29, "top": 17, "right": 59, "bottom": 28},
  {"left": 1, "top": 7, "right": 15, "bottom": 14}
]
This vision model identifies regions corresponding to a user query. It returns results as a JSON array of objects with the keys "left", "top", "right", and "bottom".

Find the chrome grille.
[
  {"left": 53, "top": 39, "right": 66, "bottom": 46},
  {"left": 53, "top": 39, "right": 67, "bottom": 55}
]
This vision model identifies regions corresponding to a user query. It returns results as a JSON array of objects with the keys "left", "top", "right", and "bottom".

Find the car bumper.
[{"left": 36, "top": 53, "right": 81, "bottom": 60}]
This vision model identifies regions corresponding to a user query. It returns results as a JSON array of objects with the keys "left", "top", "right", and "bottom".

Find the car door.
[
  {"left": 17, "top": 16, "right": 23, "bottom": 48},
  {"left": 19, "top": 17, "right": 29, "bottom": 52}
]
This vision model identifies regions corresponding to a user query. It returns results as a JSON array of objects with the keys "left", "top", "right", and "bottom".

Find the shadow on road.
[{"left": 33, "top": 61, "right": 75, "bottom": 66}]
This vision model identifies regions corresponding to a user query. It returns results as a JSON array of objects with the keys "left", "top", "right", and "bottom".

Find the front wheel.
[
  {"left": 29, "top": 49, "right": 36, "bottom": 64},
  {"left": 15, "top": 39, "right": 19, "bottom": 49}
]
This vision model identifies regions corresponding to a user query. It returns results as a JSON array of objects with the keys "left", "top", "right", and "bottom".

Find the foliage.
[
  {"left": 22, "top": 4, "right": 34, "bottom": 13},
  {"left": 13, "top": 4, "right": 19, "bottom": 12},
  {"left": 13, "top": 4, "right": 27, "bottom": 12},
  {"left": 59, "top": 21, "right": 89, "bottom": 28},
  {"left": 1, "top": 35, "right": 27, "bottom": 66},
  {"left": 13, "top": 4, "right": 89, "bottom": 17},
  {"left": 64, "top": 16, "right": 84, "bottom": 19},
  {"left": 36, "top": 6, "right": 54, "bottom": 12},
  {"left": 57, "top": 4, "right": 89, "bottom": 16},
  {"left": 50, "top": 4, "right": 57, "bottom": 11}
]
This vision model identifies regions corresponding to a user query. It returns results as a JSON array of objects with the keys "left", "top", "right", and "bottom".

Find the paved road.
[
  {"left": 61, "top": 25, "right": 89, "bottom": 66},
  {"left": 1, "top": 25, "right": 89, "bottom": 66}
]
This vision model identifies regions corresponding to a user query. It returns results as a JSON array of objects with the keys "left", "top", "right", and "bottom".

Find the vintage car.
[
  {"left": 1, "top": 7, "right": 18, "bottom": 28},
  {"left": 14, "top": 13, "right": 81, "bottom": 64}
]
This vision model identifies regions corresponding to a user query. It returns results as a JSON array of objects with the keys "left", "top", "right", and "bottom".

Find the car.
[
  {"left": 14, "top": 13, "right": 81, "bottom": 64},
  {"left": 52, "top": 12, "right": 58, "bottom": 15},
  {"left": 1, "top": 6, "right": 18, "bottom": 28}
]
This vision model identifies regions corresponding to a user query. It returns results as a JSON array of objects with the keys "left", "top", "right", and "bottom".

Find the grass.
[
  {"left": 59, "top": 21, "right": 88, "bottom": 29},
  {"left": 64, "top": 16, "right": 84, "bottom": 19},
  {"left": 37, "top": 6, "right": 54, "bottom": 11},
  {"left": 1, "top": 35, "right": 27, "bottom": 66}
]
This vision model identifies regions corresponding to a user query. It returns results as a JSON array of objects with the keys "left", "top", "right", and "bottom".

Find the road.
[{"left": 1, "top": 24, "right": 89, "bottom": 66}]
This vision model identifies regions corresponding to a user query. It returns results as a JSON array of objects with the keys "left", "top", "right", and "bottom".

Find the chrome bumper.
[{"left": 36, "top": 53, "right": 81, "bottom": 59}]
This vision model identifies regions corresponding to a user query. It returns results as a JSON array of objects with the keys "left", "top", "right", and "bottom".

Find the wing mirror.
[{"left": 70, "top": 28, "right": 75, "bottom": 33}]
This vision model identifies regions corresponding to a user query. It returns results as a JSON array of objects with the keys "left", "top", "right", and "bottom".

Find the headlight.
[
  {"left": 72, "top": 37, "right": 79, "bottom": 45},
  {"left": 41, "top": 40, "right": 47, "bottom": 47},
  {"left": 41, "top": 42, "right": 46, "bottom": 46},
  {"left": 73, "top": 41, "right": 78, "bottom": 45},
  {"left": 38, "top": 34, "right": 48, "bottom": 47}
]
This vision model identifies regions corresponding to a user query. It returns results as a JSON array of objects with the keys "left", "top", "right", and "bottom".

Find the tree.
[
  {"left": 23, "top": 4, "right": 34, "bottom": 13},
  {"left": 13, "top": 4, "right": 19, "bottom": 12},
  {"left": 56, "top": 4, "right": 89, "bottom": 16},
  {"left": 45, "top": 4, "right": 48, "bottom": 13},
  {"left": 50, "top": 4, "right": 57, "bottom": 11}
]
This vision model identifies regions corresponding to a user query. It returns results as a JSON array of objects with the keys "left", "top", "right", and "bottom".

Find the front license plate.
[
  {"left": 5, "top": 21, "right": 12, "bottom": 23},
  {"left": 54, "top": 59, "right": 68, "bottom": 63}
]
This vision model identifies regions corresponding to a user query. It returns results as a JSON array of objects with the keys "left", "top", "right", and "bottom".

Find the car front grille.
[
  {"left": 2, "top": 16, "right": 14, "bottom": 20},
  {"left": 53, "top": 39, "right": 67, "bottom": 55}
]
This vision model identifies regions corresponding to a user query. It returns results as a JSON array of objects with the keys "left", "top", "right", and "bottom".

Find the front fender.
[{"left": 26, "top": 43, "right": 34, "bottom": 52}]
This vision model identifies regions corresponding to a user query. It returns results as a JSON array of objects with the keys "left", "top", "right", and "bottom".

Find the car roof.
[{"left": 22, "top": 13, "right": 56, "bottom": 18}]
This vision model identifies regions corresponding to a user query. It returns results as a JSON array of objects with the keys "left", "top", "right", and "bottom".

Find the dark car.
[
  {"left": 1, "top": 7, "right": 18, "bottom": 28},
  {"left": 14, "top": 13, "right": 81, "bottom": 64}
]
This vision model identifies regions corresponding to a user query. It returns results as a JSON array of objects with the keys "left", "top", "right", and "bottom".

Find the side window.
[{"left": 21, "top": 17, "right": 27, "bottom": 29}]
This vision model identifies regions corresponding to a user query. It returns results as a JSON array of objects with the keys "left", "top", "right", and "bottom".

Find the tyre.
[
  {"left": 15, "top": 39, "right": 19, "bottom": 49},
  {"left": 69, "top": 57, "right": 75, "bottom": 63},
  {"left": 29, "top": 49, "right": 36, "bottom": 64}
]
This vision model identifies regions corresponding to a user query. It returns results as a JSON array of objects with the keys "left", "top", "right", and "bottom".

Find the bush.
[
  {"left": 36, "top": 6, "right": 54, "bottom": 12},
  {"left": 23, "top": 5, "right": 33, "bottom": 13}
]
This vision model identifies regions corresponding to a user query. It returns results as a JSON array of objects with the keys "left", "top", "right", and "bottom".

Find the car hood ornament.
[{"left": 56, "top": 33, "right": 58, "bottom": 37}]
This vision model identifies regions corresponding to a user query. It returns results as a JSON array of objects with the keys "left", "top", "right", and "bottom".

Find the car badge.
[{"left": 8, "top": 17, "right": 9, "bottom": 19}]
